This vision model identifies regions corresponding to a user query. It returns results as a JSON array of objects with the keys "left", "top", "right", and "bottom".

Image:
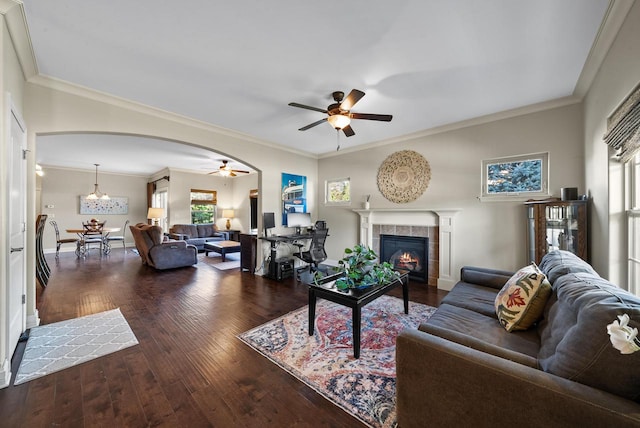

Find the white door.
[{"left": 7, "top": 102, "right": 27, "bottom": 359}]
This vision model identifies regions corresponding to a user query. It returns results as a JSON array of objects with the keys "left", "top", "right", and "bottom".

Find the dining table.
[{"left": 66, "top": 227, "right": 121, "bottom": 257}]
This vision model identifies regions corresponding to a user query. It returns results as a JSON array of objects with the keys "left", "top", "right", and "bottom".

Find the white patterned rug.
[
  {"left": 203, "top": 252, "right": 241, "bottom": 270},
  {"left": 14, "top": 308, "right": 138, "bottom": 385}
]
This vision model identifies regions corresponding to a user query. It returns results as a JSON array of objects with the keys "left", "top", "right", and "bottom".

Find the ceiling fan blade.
[
  {"left": 350, "top": 112, "right": 393, "bottom": 122},
  {"left": 340, "top": 89, "right": 365, "bottom": 110},
  {"left": 230, "top": 172, "right": 237, "bottom": 177},
  {"left": 208, "top": 171, "right": 219, "bottom": 175},
  {"left": 342, "top": 125, "right": 355, "bottom": 137},
  {"left": 288, "top": 102, "right": 327, "bottom": 113},
  {"left": 299, "top": 118, "right": 327, "bottom": 131},
  {"left": 232, "top": 169, "right": 250, "bottom": 174}
]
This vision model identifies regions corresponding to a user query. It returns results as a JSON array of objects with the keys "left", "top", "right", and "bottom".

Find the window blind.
[{"left": 604, "top": 81, "right": 640, "bottom": 163}]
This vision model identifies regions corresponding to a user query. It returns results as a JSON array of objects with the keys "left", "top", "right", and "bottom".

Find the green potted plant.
[{"left": 332, "top": 244, "right": 400, "bottom": 290}]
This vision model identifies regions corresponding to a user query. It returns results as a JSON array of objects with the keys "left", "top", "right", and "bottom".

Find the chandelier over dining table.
[{"left": 86, "top": 163, "right": 109, "bottom": 200}]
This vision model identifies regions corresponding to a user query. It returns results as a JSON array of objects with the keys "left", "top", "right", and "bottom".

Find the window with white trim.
[
  {"left": 481, "top": 152, "right": 549, "bottom": 200},
  {"left": 152, "top": 188, "right": 168, "bottom": 231},
  {"left": 325, "top": 177, "right": 351, "bottom": 205},
  {"left": 628, "top": 153, "right": 640, "bottom": 296},
  {"left": 190, "top": 189, "right": 217, "bottom": 224}
]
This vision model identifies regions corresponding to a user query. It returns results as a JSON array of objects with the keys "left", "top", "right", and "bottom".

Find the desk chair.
[
  {"left": 50, "top": 220, "right": 78, "bottom": 259},
  {"left": 107, "top": 219, "right": 129, "bottom": 253},
  {"left": 294, "top": 226, "right": 329, "bottom": 280}
]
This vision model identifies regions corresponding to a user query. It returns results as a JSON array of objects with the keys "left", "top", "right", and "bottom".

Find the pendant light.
[{"left": 86, "top": 163, "right": 110, "bottom": 200}]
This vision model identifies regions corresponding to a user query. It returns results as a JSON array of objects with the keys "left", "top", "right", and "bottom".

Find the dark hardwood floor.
[{"left": 0, "top": 249, "right": 447, "bottom": 427}]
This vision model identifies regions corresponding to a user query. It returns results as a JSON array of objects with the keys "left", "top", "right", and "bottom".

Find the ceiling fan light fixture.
[{"left": 327, "top": 114, "right": 350, "bottom": 130}]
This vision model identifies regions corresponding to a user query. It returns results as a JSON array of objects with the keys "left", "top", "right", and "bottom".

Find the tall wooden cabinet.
[{"left": 525, "top": 199, "right": 588, "bottom": 264}]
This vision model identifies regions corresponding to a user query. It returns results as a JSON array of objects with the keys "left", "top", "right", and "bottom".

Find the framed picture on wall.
[
  {"left": 281, "top": 173, "right": 307, "bottom": 225},
  {"left": 79, "top": 196, "right": 129, "bottom": 215}
]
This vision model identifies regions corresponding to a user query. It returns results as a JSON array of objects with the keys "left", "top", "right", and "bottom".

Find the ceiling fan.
[
  {"left": 288, "top": 89, "right": 393, "bottom": 137},
  {"left": 208, "top": 160, "right": 250, "bottom": 177}
]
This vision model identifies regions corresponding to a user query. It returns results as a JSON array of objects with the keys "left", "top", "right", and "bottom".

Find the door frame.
[{"left": 1, "top": 94, "right": 27, "bottom": 388}]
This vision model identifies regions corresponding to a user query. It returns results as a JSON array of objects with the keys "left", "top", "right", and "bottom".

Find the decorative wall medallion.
[{"left": 377, "top": 150, "right": 431, "bottom": 203}]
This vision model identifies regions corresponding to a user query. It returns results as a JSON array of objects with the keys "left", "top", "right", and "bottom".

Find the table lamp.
[
  {"left": 147, "top": 207, "right": 164, "bottom": 226},
  {"left": 222, "top": 209, "right": 235, "bottom": 230}
]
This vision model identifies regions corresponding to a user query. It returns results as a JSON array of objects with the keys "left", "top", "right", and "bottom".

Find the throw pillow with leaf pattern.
[{"left": 495, "top": 263, "right": 552, "bottom": 332}]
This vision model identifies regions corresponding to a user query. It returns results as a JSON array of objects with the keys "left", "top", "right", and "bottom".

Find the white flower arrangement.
[{"left": 606, "top": 314, "right": 640, "bottom": 354}]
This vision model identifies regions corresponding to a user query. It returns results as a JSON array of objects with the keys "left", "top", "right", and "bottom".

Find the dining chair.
[
  {"left": 82, "top": 222, "right": 104, "bottom": 253},
  {"left": 107, "top": 219, "right": 129, "bottom": 252},
  {"left": 50, "top": 220, "right": 78, "bottom": 259}
]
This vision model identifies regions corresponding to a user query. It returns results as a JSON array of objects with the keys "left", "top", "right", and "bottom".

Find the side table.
[{"left": 226, "top": 229, "right": 241, "bottom": 241}]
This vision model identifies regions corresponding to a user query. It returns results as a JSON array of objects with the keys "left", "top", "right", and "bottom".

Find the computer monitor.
[
  {"left": 263, "top": 212, "right": 275, "bottom": 236},
  {"left": 286, "top": 212, "right": 312, "bottom": 234}
]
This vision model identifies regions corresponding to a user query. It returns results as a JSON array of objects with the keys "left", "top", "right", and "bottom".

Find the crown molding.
[
  {"left": 574, "top": 0, "right": 635, "bottom": 98},
  {"left": 319, "top": 95, "right": 581, "bottom": 159},
  {"left": 39, "top": 164, "right": 151, "bottom": 178},
  {"left": 2, "top": 1, "right": 37, "bottom": 80},
  {"left": 27, "top": 74, "right": 318, "bottom": 159},
  {"left": 0, "top": 0, "right": 20, "bottom": 14}
]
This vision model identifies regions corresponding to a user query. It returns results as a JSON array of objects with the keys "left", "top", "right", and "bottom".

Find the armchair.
[{"left": 129, "top": 223, "right": 198, "bottom": 270}]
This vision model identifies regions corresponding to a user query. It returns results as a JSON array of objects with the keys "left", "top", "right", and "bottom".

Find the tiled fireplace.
[
  {"left": 354, "top": 208, "right": 460, "bottom": 290},
  {"left": 379, "top": 233, "right": 430, "bottom": 282}
]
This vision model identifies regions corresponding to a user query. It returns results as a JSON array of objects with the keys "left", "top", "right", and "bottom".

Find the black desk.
[{"left": 260, "top": 233, "right": 312, "bottom": 280}]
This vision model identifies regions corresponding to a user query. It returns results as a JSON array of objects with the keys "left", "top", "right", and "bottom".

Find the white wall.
[
  {"left": 39, "top": 167, "right": 148, "bottom": 252},
  {"left": 167, "top": 169, "right": 234, "bottom": 227},
  {"left": 319, "top": 103, "right": 585, "bottom": 276},
  {"left": 164, "top": 169, "right": 257, "bottom": 232},
  {"left": 231, "top": 173, "right": 259, "bottom": 233},
  {"left": 584, "top": 0, "right": 640, "bottom": 285}
]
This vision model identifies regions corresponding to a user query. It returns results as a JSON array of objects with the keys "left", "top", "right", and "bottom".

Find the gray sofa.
[
  {"left": 130, "top": 223, "right": 198, "bottom": 270},
  {"left": 396, "top": 250, "right": 640, "bottom": 427},
  {"left": 168, "top": 223, "right": 229, "bottom": 251}
]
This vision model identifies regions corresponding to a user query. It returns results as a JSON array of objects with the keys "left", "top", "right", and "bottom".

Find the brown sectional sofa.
[{"left": 396, "top": 250, "right": 640, "bottom": 427}]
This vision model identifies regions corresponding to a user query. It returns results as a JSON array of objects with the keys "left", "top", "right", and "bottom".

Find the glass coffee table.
[{"left": 304, "top": 268, "right": 409, "bottom": 358}]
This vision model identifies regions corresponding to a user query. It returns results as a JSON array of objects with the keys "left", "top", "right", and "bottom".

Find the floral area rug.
[
  {"left": 14, "top": 308, "right": 138, "bottom": 385},
  {"left": 237, "top": 295, "right": 436, "bottom": 427}
]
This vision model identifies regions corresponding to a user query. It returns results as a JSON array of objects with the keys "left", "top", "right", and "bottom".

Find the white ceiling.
[{"left": 23, "top": 0, "right": 616, "bottom": 175}]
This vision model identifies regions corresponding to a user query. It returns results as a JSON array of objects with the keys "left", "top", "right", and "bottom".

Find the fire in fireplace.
[{"left": 380, "top": 234, "right": 429, "bottom": 282}]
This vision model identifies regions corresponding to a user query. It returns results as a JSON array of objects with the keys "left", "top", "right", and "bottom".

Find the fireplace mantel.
[{"left": 353, "top": 208, "right": 461, "bottom": 290}]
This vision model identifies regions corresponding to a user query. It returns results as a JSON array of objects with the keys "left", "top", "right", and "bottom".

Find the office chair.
[
  {"left": 50, "top": 220, "right": 78, "bottom": 259},
  {"left": 294, "top": 225, "right": 329, "bottom": 280}
]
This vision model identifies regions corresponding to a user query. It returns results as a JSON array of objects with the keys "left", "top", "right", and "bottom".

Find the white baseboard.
[
  {"left": 27, "top": 309, "right": 40, "bottom": 329},
  {"left": 0, "top": 358, "right": 11, "bottom": 389},
  {"left": 437, "top": 278, "right": 456, "bottom": 291}
]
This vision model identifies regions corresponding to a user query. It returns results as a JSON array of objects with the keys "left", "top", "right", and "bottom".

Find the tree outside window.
[
  {"left": 190, "top": 189, "right": 217, "bottom": 224},
  {"left": 481, "top": 152, "right": 549, "bottom": 200},
  {"left": 326, "top": 177, "right": 351, "bottom": 205},
  {"left": 487, "top": 159, "right": 542, "bottom": 193}
]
